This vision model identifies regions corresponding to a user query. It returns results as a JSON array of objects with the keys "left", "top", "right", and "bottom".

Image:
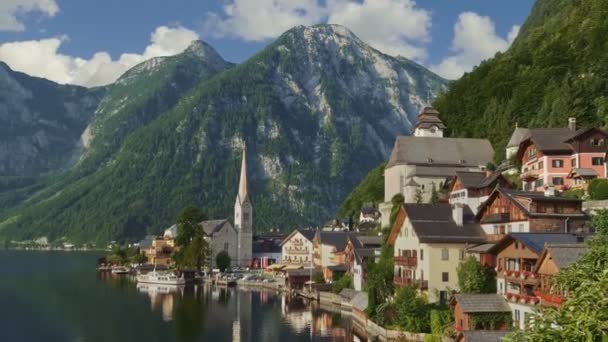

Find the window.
[
  {"left": 552, "top": 159, "right": 564, "bottom": 168},
  {"left": 592, "top": 157, "right": 604, "bottom": 165},
  {"left": 420, "top": 249, "right": 424, "bottom": 260},
  {"left": 441, "top": 248, "right": 449, "bottom": 261},
  {"left": 571, "top": 158, "right": 577, "bottom": 167},
  {"left": 442, "top": 272, "right": 449, "bottom": 282},
  {"left": 535, "top": 179, "right": 544, "bottom": 188},
  {"left": 519, "top": 224, "right": 524, "bottom": 232},
  {"left": 538, "top": 161, "right": 544, "bottom": 169},
  {"left": 224, "top": 242, "right": 229, "bottom": 251},
  {"left": 553, "top": 177, "right": 564, "bottom": 186},
  {"left": 459, "top": 249, "right": 465, "bottom": 260},
  {"left": 515, "top": 242, "right": 519, "bottom": 249},
  {"left": 514, "top": 310, "right": 521, "bottom": 322}
]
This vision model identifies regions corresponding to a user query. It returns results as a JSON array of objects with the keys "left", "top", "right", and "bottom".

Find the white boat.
[
  {"left": 111, "top": 266, "right": 130, "bottom": 274},
  {"left": 136, "top": 270, "right": 186, "bottom": 285}
]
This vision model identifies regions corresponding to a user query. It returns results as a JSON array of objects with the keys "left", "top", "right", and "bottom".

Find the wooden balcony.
[
  {"left": 502, "top": 270, "right": 540, "bottom": 286},
  {"left": 394, "top": 276, "right": 428, "bottom": 290},
  {"left": 534, "top": 291, "right": 564, "bottom": 307},
  {"left": 520, "top": 170, "right": 540, "bottom": 181},
  {"left": 285, "top": 248, "right": 310, "bottom": 255},
  {"left": 482, "top": 212, "right": 510, "bottom": 223},
  {"left": 394, "top": 256, "right": 417, "bottom": 267},
  {"left": 504, "top": 292, "right": 539, "bottom": 306}
]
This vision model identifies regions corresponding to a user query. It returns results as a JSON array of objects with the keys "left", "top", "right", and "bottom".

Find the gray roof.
[
  {"left": 353, "top": 236, "right": 382, "bottom": 248},
  {"left": 545, "top": 244, "right": 587, "bottom": 269},
  {"left": 339, "top": 288, "right": 359, "bottom": 301},
  {"left": 138, "top": 235, "right": 156, "bottom": 249},
  {"left": 353, "top": 248, "right": 378, "bottom": 264},
  {"left": 386, "top": 136, "right": 494, "bottom": 169},
  {"left": 280, "top": 229, "right": 317, "bottom": 246},
  {"left": 403, "top": 203, "right": 486, "bottom": 243},
  {"left": 349, "top": 291, "right": 368, "bottom": 311},
  {"left": 318, "top": 231, "right": 354, "bottom": 250},
  {"left": 453, "top": 294, "right": 510, "bottom": 313},
  {"left": 461, "top": 331, "right": 509, "bottom": 342},
  {"left": 199, "top": 219, "right": 232, "bottom": 236},
  {"left": 466, "top": 243, "right": 496, "bottom": 253},
  {"left": 409, "top": 165, "right": 461, "bottom": 178},
  {"left": 507, "top": 127, "right": 530, "bottom": 148},
  {"left": 570, "top": 168, "right": 598, "bottom": 178},
  {"left": 524, "top": 128, "right": 574, "bottom": 153},
  {"left": 490, "top": 233, "right": 581, "bottom": 255}
]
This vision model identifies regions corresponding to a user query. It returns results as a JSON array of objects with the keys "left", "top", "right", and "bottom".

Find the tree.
[
  {"left": 131, "top": 252, "right": 148, "bottom": 264},
  {"left": 457, "top": 256, "right": 496, "bottom": 294},
  {"left": 415, "top": 188, "right": 423, "bottom": 204},
  {"left": 333, "top": 274, "right": 353, "bottom": 293},
  {"left": 588, "top": 179, "right": 608, "bottom": 200},
  {"left": 175, "top": 207, "right": 205, "bottom": 247},
  {"left": 430, "top": 183, "right": 439, "bottom": 204},
  {"left": 216, "top": 251, "right": 231, "bottom": 272},
  {"left": 389, "top": 193, "right": 405, "bottom": 227},
  {"left": 366, "top": 244, "right": 394, "bottom": 321},
  {"left": 312, "top": 271, "right": 325, "bottom": 284},
  {"left": 393, "top": 286, "right": 431, "bottom": 333},
  {"left": 505, "top": 210, "right": 608, "bottom": 341},
  {"left": 174, "top": 207, "right": 208, "bottom": 270}
]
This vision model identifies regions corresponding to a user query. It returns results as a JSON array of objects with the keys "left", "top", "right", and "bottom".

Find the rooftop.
[
  {"left": 490, "top": 233, "right": 581, "bottom": 255},
  {"left": 453, "top": 294, "right": 511, "bottom": 313},
  {"left": 542, "top": 243, "right": 588, "bottom": 269}
]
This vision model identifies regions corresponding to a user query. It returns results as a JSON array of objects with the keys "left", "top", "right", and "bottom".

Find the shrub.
[{"left": 588, "top": 179, "right": 608, "bottom": 200}]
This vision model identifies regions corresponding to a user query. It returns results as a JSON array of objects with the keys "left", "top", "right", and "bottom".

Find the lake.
[{"left": 0, "top": 251, "right": 365, "bottom": 342}]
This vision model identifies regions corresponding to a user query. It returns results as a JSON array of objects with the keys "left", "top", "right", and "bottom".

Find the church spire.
[{"left": 237, "top": 146, "right": 249, "bottom": 205}]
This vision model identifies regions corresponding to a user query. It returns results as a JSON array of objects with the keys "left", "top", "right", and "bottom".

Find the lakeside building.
[
  {"left": 280, "top": 229, "right": 316, "bottom": 268},
  {"left": 488, "top": 233, "right": 583, "bottom": 330},
  {"left": 475, "top": 187, "right": 588, "bottom": 242},
  {"left": 387, "top": 203, "right": 486, "bottom": 303},
  {"left": 512, "top": 118, "right": 608, "bottom": 191},
  {"left": 380, "top": 107, "right": 494, "bottom": 228},
  {"left": 534, "top": 243, "right": 587, "bottom": 308}
]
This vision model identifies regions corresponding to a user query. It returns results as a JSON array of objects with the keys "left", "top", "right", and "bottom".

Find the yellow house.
[{"left": 388, "top": 203, "right": 486, "bottom": 303}]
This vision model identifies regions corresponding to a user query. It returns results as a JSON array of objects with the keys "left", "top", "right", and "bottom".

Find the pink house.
[{"left": 515, "top": 118, "right": 608, "bottom": 191}]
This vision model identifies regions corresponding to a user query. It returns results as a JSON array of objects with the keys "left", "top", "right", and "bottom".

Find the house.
[
  {"left": 359, "top": 207, "right": 381, "bottom": 223},
  {"left": 380, "top": 107, "right": 494, "bottom": 227},
  {"left": 313, "top": 231, "right": 352, "bottom": 269},
  {"left": 388, "top": 203, "right": 487, "bottom": 303},
  {"left": 280, "top": 229, "right": 316, "bottom": 268},
  {"left": 451, "top": 294, "right": 511, "bottom": 332},
  {"left": 445, "top": 171, "right": 510, "bottom": 215},
  {"left": 476, "top": 187, "right": 588, "bottom": 242},
  {"left": 488, "top": 233, "right": 582, "bottom": 329},
  {"left": 251, "top": 238, "right": 282, "bottom": 269},
  {"left": 534, "top": 243, "right": 587, "bottom": 308},
  {"left": 339, "top": 235, "right": 382, "bottom": 291},
  {"left": 515, "top": 118, "right": 608, "bottom": 191},
  {"left": 352, "top": 248, "right": 378, "bottom": 291},
  {"left": 140, "top": 235, "right": 174, "bottom": 265}
]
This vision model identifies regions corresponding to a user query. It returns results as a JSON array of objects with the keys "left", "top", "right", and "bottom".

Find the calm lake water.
[{"left": 0, "top": 251, "right": 365, "bottom": 342}]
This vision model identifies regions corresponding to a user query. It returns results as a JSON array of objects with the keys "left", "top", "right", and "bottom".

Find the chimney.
[
  {"left": 568, "top": 117, "right": 577, "bottom": 131},
  {"left": 544, "top": 186, "right": 555, "bottom": 197},
  {"left": 452, "top": 203, "right": 464, "bottom": 227}
]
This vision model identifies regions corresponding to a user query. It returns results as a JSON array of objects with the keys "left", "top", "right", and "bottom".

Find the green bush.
[
  {"left": 588, "top": 179, "right": 608, "bottom": 200},
  {"left": 332, "top": 274, "right": 353, "bottom": 293},
  {"left": 430, "top": 307, "right": 454, "bottom": 336},
  {"left": 393, "top": 286, "right": 431, "bottom": 333},
  {"left": 312, "top": 271, "right": 325, "bottom": 284}
]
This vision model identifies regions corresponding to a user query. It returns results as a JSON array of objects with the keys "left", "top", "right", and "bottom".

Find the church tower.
[
  {"left": 235, "top": 147, "right": 253, "bottom": 267},
  {"left": 413, "top": 107, "right": 446, "bottom": 137}
]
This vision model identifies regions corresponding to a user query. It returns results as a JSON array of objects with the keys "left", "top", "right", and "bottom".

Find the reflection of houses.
[
  {"left": 514, "top": 119, "right": 608, "bottom": 191},
  {"left": 136, "top": 283, "right": 183, "bottom": 322},
  {"left": 388, "top": 203, "right": 486, "bottom": 303},
  {"left": 489, "top": 233, "right": 582, "bottom": 329},
  {"left": 476, "top": 188, "right": 588, "bottom": 242},
  {"left": 280, "top": 229, "right": 316, "bottom": 267},
  {"left": 380, "top": 107, "right": 494, "bottom": 227},
  {"left": 451, "top": 294, "right": 511, "bottom": 333},
  {"left": 534, "top": 243, "right": 587, "bottom": 308},
  {"left": 445, "top": 171, "right": 510, "bottom": 215}
]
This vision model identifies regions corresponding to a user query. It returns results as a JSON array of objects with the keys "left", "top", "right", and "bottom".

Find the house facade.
[
  {"left": 388, "top": 203, "right": 486, "bottom": 303},
  {"left": 515, "top": 119, "right": 608, "bottom": 191},
  {"left": 280, "top": 229, "right": 315, "bottom": 268},
  {"left": 202, "top": 219, "right": 239, "bottom": 268},
  {"left": 476, "top": 188, "right": 587, "bottom": 242},
  {"left": 380, "top": 107, "right": 494, "bottom": 228},
  {"left": 446, "top": 171, "right": 510, "bottom": 215},
  {"left": 489, "top": 233, "right": 581, "bottom": 329},
  {"left": 451, "top": 294, "right": 511, "bottom": 332}
]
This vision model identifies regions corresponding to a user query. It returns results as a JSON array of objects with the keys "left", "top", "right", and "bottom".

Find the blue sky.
[{"left": 0, "top": 0, "right": 534, "bottom": 86}]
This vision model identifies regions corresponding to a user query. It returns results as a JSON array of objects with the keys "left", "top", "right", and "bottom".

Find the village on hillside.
[{"left": 96, "top": 106, "right": 608, "bottom": 341}]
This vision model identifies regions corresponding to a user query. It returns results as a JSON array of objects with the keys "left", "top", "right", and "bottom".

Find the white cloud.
[
  {"left": 0, "top": 26, "right": 199, "bottom": 87},
  {"left": 203, "top": 0, "right": 431, "bottom": 61},
  {"left": 432, "top": 12, "right": 520, "bottom": 80},
  {"left": 0, "top": 0, "right": 58, "bottom": 31}
]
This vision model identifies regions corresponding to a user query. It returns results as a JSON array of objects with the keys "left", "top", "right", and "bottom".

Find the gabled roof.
[
  {"left": 386, "top": 136, "right": 494, "bottom": 169},
  {"left": 460, "top": 331, "right": 509, "bottom": 342},
  {"left": 401, "top": 203, "right": 486, "bottom": 244},
  {"left": 488, "top": 233, "right": 581, "bottom": 255},
  {"left": 199, "top": 219, "right": 233, "bottom": 236},
  {"left": 317, "top": 231, "right": 354, "bottom": 250},
  {"left": 452, "top": 170, "right": 505, "bottom": 190},
  {"left": 452, "top": 294, "right": 510, "bottom": 313},
  {"left": 564, "top": 127, "right": 608, "bottom": 142},
  {"left": 280, "top": 229, "right": 316, "bottom": 246},
  {"left": 352, "top": 235, "right": 382, "bottom": 248},
  {"left": 535, "top": 243, "right": 587, "bottom": 272},
  {"left": 507, "top": 127, "right": 530, "bottom": 148},
  {"left": 353, "top": 248, "right": 378, "bottom": 264},
  {"left": 520, "top": 128, "right": 574, "bottom": 153},
  {"left": 466, "top": 243, "right": 496, "bottom": 254},
  {"left": 415, "top": 106, "right": 446, "bottom": 130}
]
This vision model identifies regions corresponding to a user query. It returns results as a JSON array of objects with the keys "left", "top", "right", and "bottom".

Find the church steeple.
[
  {"left": 413, "top": 106, "right": 446, "bottom": 137},
  {"left": 237, "top": 146, "right": 250, "bottom": 205}
]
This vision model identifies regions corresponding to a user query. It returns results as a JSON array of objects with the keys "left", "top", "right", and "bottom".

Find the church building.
[
  {"left": 380, "top": 107, "right": 495, "bottom": 227},
  {"left": 234, "top": 146, "right": 253, "bottom": 267}
]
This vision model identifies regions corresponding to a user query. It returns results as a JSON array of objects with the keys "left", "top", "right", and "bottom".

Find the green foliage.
[
  {"left": 414, "top": 189, "right": 423, "bottom": 204},
  {"left": 131, "top": 252, "right": 148, "bottom": 265},
  {"left": 588, "top": 179, "right": 608, "bottom": 200},
  {"left": 393, "top": 286, "right": 431, "bottom": 333},
  {"left": 430, "top": 183, "right": 439, "bottom": 204},
  {"left": 215, "top": 251, "right": 231, "bottom": 272},
  {"left": 366, "top": 243, "right": 394, "bottom": 320},
  {"left": 457, "top": 256, "right": 496, "bottom": 294},
  {"left": 332, "top": 273, "right": 353, "bottom": 293},
  {"left": 106, "top": 246, "right": 141, "bottom": 265},
  {"left": 505, "top": 210, "right": 608, "bottom": 341},
  {"left": 433, "top": 0, "right": 608, "bottom": 162},
  {"left": 173, "top": 207, "right": 208, "bottom": 270},
  {"left": 337, "top": 162, "right": 386, "bottom": 218},
  {"left": 469, "top": 312, "right": 512, "bottom": 330},
  {"left": 312, "top": 272, "right": 325, "bottom": 284},
  {"left": 430, "top": 308, "right": 454, "bottom": 337},
  {"left": 389, "top": 193, "right": 405, "bottom": 227}
]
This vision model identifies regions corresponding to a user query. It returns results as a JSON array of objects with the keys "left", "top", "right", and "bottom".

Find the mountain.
[
  {"left": 0, "top": 24, "right": 446, "bottom": 243},
  {"left": 433, "top": 0, "right": 608, "bottom": 161},
  {"left": 0, "top": 63, "right": 103, "bottom": 177}
]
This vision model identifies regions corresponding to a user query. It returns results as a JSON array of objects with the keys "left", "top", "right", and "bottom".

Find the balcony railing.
[
  {"left": 394, "top": 256, "right": 417, "bottom": 267},
  {"left": 285, "top": 248, "right": 310, "bottom": 255},
  {"left": 482, "top": 212, "right": 511, "bottom": 223},
  {"left": 520, "top": 170, "right": 540, "bottom": 181},
  {"left": 504, "top": 292, "right": 540, "bottom": 305},
  {"left": 394, "top": 276, "right": 428, "bottom": 290},
  {"left": 502, "top": 270, "right": 540, "bottom": 285},
  {"left": 534, "top": 291, "right": 564, "bottom": 306}
]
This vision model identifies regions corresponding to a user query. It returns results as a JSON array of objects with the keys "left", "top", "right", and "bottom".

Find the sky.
[{"left": 0, "top": 0, "right": 534, "bottom": 87}]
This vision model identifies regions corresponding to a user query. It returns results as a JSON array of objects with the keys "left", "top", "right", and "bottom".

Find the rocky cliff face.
[{"left": 0, "top": 25, "right": 446, "bottom": 243}]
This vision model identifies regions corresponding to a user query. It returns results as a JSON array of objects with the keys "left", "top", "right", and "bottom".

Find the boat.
[
  {"left": 111, "top": 266, "right": 130, "bottom": 274},
  {"left": 136, "top": 269, "right": 186, "bottom": 285}
]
